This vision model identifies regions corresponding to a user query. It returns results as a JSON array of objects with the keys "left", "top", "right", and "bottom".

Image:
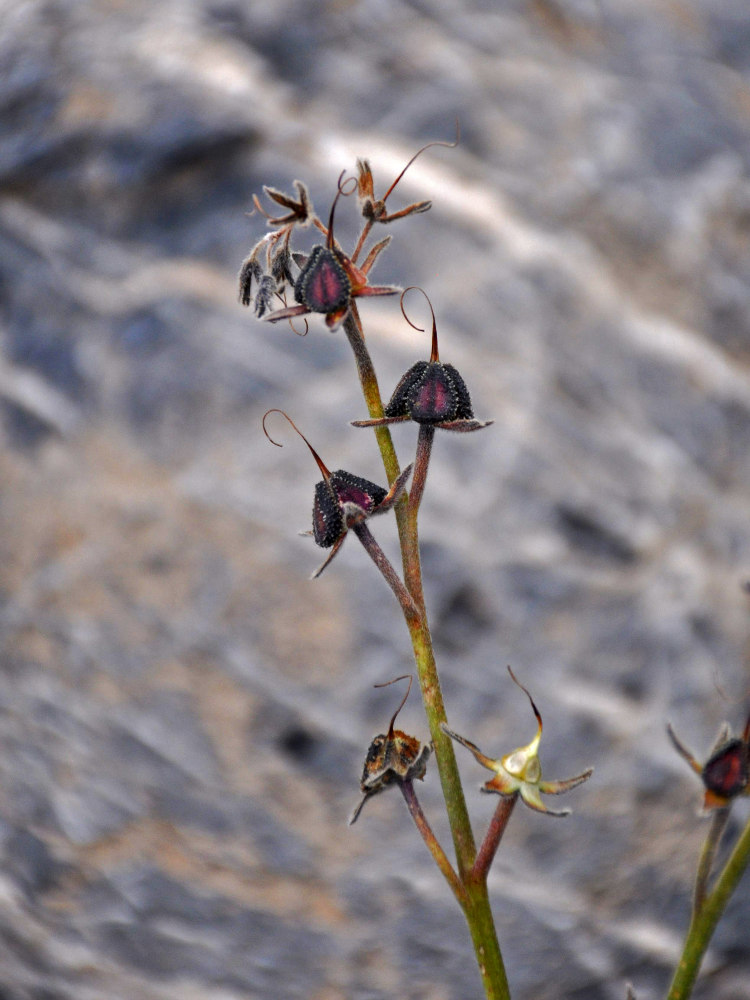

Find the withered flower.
[
  {"left": 239, "top": 225, "right": 296, "bottom": 318},
  {"left": 355, "top": 128, "right": 458, "bottom": 224},
  {"left": 238, "top": 183, "right": 313, "bottom": 314},
  {"left": 263, "top": 410, "right": 411, "bottom": 578},
  {"left": 442, "top": 668, "right": 592, "bottom": 816},
  {"left": 350, "top": 675, "right": 431, "bottom": 825},
  {"left": 253, "top": 180, "right": 314, "bottom": 228}
]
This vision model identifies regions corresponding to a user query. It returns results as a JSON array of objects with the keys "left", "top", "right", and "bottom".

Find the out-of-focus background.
[{"left": 2, "top": 0, "right": 750, "bottom": 997}]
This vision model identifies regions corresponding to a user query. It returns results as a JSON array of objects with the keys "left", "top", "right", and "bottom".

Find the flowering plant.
[{"left": 241, "top": 135, "right": 750, "bottom": 1000}]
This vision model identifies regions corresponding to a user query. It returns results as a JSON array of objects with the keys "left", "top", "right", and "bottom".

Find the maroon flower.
[
  {"left": 668, "top": 712, "right": 750, "bottom": 811},
  {"left": 263, "top": 410, "right": 411, "bottom": 578},
  {"left": 352, "top": 288, "right": 493, "bottom": 433}
]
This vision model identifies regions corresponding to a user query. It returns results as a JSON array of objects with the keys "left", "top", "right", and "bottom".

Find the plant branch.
[
  {"left": 472, "top": 794, "right": 518, "bottom": 884},
  {"left": 352, "top": 521, "right": 419, "bottom": 620},
  {"left": 400, "top": 780, "right": 466, "bottom": 904}
]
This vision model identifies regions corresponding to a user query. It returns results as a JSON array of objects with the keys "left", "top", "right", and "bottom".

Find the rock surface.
[{"left": 2, "top": 0, "right": 750, "bottom": 997}]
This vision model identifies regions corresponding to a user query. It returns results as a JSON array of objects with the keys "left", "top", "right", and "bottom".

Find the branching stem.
[
  {"left": 400, "top": 780, "right": 466, "bottom": 904},
  {"left": 342, "top": 305, "right": 510, "bottom": 1000},
  {"left": 352, "top": 522, "right": 419, "bottom": 620},
  {"left": 472, "top": 794, "right": 518, "bottom": 884}
]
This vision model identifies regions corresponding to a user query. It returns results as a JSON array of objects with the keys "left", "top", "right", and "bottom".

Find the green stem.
[
  {"left": 463, "top": 883, "right": 513, "bottom": 1000},
  {"left": 342, "top": 305, "right": 510, "bottom": 1000},
  {"left": 666, "top": 812, "right": 750, "bottom": 1000},
  {"left": 342, "top": 305, "right": 402, "bottom": 487},
  {"left": 693, "top": 809, "right": 730, "bottom": 915}
]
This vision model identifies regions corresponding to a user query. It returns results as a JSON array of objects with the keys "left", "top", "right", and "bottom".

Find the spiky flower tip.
[{"left": 442, "top": 667, "right": 593, "bottom": 817}]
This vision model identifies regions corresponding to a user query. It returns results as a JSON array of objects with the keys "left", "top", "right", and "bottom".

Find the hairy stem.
[
  {"left": 352, "top": 522, "right": 419, "bottom": 620},
  {"left": 409, "top": 424, "right": 435, "bottom": 516}
]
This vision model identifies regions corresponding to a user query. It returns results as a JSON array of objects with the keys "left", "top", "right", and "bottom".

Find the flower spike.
[
  {"left": 352, "top": 287, "right": 493, "bottom": 433},
  {"left": 442, "top": 667, "right": 593, "bottom": 817},
  {"left": 262, "top": 409, "right": 411, "bottom": 578},
  {"left": 350, "top": 675, "right": 431, "bottom": 825}
]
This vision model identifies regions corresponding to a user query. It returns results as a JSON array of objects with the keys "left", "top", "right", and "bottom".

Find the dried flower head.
[
  {"left": 350, "top": 675, "right": 431, "bottom": 825},
  {"left": 253, "top": 181, "right": 314, "bottom": 228},
  {"left": 355, "top": 126, "right": 458, "bottom": 224},
  {"left": 442, "top": 667, "right": 592, "bottom": 816},
  {"left": 262, "top": 409, "right": 411, "bottom": 578}
]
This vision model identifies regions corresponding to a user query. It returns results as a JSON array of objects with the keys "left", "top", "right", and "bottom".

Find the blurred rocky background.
[{"left": 2, "top": 0, "right": 750, "bottom": 997}]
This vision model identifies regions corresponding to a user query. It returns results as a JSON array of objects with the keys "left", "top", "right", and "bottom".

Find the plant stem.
[
  {"left": 666, "top": 812, "right": 750, "bottom": 1000},
  {"left": 342, "top": 305, "right": 510, "bottom": 1000},
  {"left": 409, "top": 424, "right": 435, "bottom": 516},
  {"left": 343, "top": 306, "right": 402, "bottom": 487},
  {"left": 693, "top": 809, "right": 730, "bottom": 915},
  {"left": 463, "top": 883, "right": 513, "bottom": 1000}
]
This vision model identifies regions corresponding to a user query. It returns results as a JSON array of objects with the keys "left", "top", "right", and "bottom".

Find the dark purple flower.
[
  {"left": 352, "top": 288, "right": 492, "bottom": 433},
  {"left": 263, "top": 410, "right": 411, "bottom": 578}
]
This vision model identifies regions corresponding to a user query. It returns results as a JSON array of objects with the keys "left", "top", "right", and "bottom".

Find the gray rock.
[{"left": 3, "top": 0, "right": 750, "bottom": 997}]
